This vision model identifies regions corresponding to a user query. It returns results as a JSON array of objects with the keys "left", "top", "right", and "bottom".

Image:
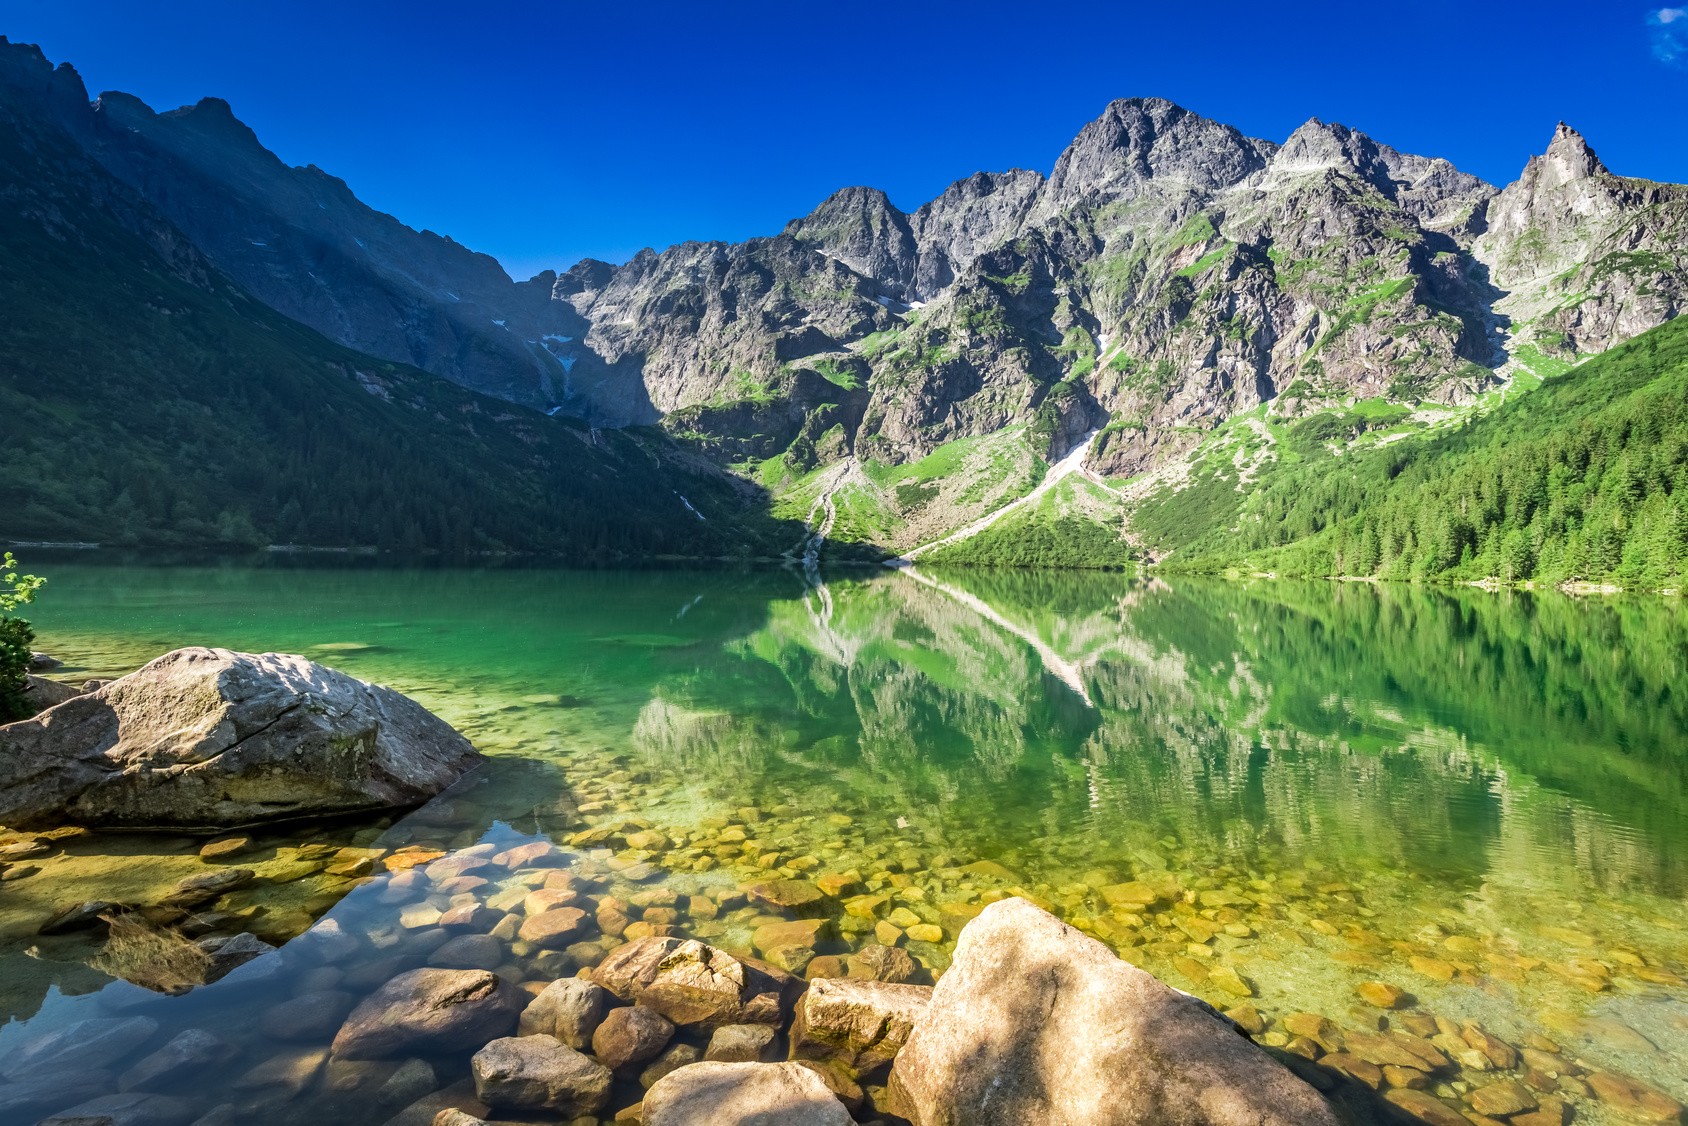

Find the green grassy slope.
[
  {"left": 922, "top": 474, "right": 1138, "bottom": 569},
  {"left": 0, "top": 98, "right": 791, "bottom": 560},
  {"left": 1132, "top": 318, "right": 1688, "bottom": 589}
]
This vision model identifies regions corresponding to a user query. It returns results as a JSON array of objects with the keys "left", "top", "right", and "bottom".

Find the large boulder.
[
  {"left": 0, "top": 647, "right": 482, "bottom": 828},
  {"left": 642, "top": 1061, "right": 853, "bottom": 1126},
  {"left": 593, "top": 937, "right": 793, "bottom": 1029},
  {"left": 887, "top": 898, "right": 1341, "bottom": 1126},
  {"left": 331, "top": 969, "right": 523, "bottom": 1060},
  {"left": 792, "top": 977, "right": 931, "bottom": 1081}
]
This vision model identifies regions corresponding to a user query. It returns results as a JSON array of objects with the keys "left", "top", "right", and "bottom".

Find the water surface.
[{"left": 2, "top": 561, "right": 1685, "bottom": 1123}]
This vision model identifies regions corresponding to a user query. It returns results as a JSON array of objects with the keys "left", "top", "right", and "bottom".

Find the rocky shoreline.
[
  {"left": 0, "top": 858, "right": 1343, "bottom": 1126},
  {"left": 1, "top": 649, "right": 1684, "bottom": 1126}
]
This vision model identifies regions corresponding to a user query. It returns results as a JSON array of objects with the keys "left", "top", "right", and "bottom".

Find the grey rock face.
[
  {"left": 1474, "top": 124, "right": 1688, "bottom": 357},
  {"left": 556, "top": 96, "right": 1522, "bottom": 493},
  {"left": 786, "top": 186, "right": 921, "bottom": 301},
  {"left": 331, "top": 969, "right": 523, "bottom": 1060},
  {"left": 0, "top": 647, "right": 483, "bottom": 829},
  {"left": 886, "top": 897, "right": 1340, "bottom": 1126},
  {"left": 641, "top": 1060, "right": 854, "bottom": 1126},
  {"left": 560, "top": 235, "right": 894, "bottom": 422},
  {"left": 1038, "top": 97, "right": 1277, "bottom": 218},
  {"left": 910, "top": 170, "right": 1047, "bottom": 298}
]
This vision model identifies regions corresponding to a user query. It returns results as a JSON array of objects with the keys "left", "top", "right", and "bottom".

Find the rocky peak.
[
  {"left": 786, "top": 185, "right": 918, "bottom": 299},
  {"left": 93, "top": 91, "right": 270, "bottom": 179},
  {"left": 553, "top": 257, "right": 617, "bottom": 299},
  {"left": 163, "top": 96, "right": 258, "bottom": 137},
  {"left": 1266, "top": 118, "right": 1400, "bottom": 198},
  {"left": 1537, "top": 122, "right": 1606, "bottom": 190},
  {"left": 1041, "top": 97, "right": 1275, "bottom": 214},
  {"left": 790, "top": 184, "right": 903, "bottom": 227},
  {"left": 1264, "top": 118, "right": 1492, "bottom": 229},
  {"left": 92, "top": 93, "right": 273, "bottom": 169},
  {"left": 909, "top": 169, "right": 1044, "bottom": 298},
  {"left": 1484, "top": 122, "right": 1618, "bottom": 249},
  {"left": 1273, "top": 118, "right": 1380, "bottom": 173},
  {"left": 0, "top": 39, "right": 94, "bottom": 142},
  {"left": 1473, "top": 120, "right": 1684, "bottom": 357}
]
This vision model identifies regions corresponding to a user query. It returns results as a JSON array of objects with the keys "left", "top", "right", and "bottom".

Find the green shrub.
[{"left": 0, "top": 552, "right": 45, "bottom": 722}]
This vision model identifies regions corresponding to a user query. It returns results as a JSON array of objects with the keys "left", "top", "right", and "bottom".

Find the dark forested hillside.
[
  {"left": 1138, "top": 317, "right": 1688, "bottom": 589},
  {"left": 0, "top": 78, "right": 791, "bottom": 559}
]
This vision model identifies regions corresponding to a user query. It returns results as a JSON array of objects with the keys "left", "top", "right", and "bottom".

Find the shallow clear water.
[{"left": 1, "top": 560, "right": 1685, "bottom": 1124}]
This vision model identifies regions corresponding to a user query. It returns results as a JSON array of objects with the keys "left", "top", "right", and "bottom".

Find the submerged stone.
[
  {"left": 1356, "top": 981, "right": 1408, "bottom": 1009},
  {"left": 706, "top": 1024, "right": 781, "bottom": 1063},
  {"left": 0, "top": 1071, "right": 117, "bottom": 1121},
  {"left": 0, "top": 1016, "right": 158, "bottom": 1081},
  {"left": 198, "top": 837, "right": 253, "bottom": 861},
  {"left": 118, "top": 1030, "right": 231, "bottom": 1093},
  {"left": 519, "top": 979, "right": 621, "bottom": 1053},
  {"left": 592, "top": 1005, "right": 675, "bottom": 1071},
  {"left": 260, "top": 990, "right": 358, "bottom": 1043},
  {"left": 642, "top": 1061, "right": 852, "bottom": 1126},
  {"left": 470, "top": 1034, "right": 611, "bottom": 1115},
  {"left": 331, "top": 969, "right": 523, "bottom": 1060},
  {"left": 744, "top": 880, "right": 827, "bottom": 914},
  {"left": 1383, "top": 1088, "right": 1470, "bottom": 1126},
  {"left": 37, "top": 1092, "right": 198, "bottom": 1126}
]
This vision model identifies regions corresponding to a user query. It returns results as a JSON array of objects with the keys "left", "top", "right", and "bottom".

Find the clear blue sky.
[{"left": 5, "top": 0, "right": 1684, "bottom": 279}]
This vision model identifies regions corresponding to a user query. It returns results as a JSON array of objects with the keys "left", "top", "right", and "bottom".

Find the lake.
[{"left": 2, "top": 560, "right": 1685, "bottom": 1124}]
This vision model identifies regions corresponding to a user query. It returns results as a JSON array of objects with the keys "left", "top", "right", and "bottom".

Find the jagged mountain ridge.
[
  {"left": 539, "top": 99, "right": 1506, "bottom": 483},
  {"left": 3, "top": 36, "right": 1686, "bottom": 559},
  {"left": 557, "top": 99, "right": 1680, "bottom": 483}
]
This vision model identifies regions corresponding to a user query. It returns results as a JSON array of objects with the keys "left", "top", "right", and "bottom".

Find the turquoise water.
[{"left": 1, "top": 561, "right": 1684, "bottom": 1124}]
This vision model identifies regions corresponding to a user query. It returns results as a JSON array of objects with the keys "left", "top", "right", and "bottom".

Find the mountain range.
[{"left": 1, "top": 37, "right": 1683, "bottom": 582}]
